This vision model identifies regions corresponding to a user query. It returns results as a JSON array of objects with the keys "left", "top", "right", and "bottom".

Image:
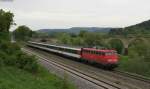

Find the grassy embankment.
[
  {"left": 0, "top": 66, "right": 75, "bottom": 89},
  {"left": 0, "top": 40, "right": 75, "bottom": 89}
]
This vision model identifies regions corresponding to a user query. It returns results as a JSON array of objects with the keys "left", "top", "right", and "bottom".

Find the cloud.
[{"left": 0, "top": 0, "right": 150, "bottom": 31}]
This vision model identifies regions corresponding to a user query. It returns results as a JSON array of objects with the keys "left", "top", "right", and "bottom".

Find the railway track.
[
  {"left": 114, "top": 70, "right": 150, "bottom": 84},
  {"left": 23, "top": 48, "right": 122, "bottom": 89},
  {"left": 23, "top": 45, "right": 150, "bottom": 89}
]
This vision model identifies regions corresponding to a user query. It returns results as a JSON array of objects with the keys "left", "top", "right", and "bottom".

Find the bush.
[
  {"left": 118, "top": 56, "right": 150, "bottom": 77},
  {"left": 0, "top": 57, "right": 4, "bottom": 67},
  {"left": 0, "top": 41, "right": 39, "bottom": 73},
  {"left": 0, "top": 40, "right": 20, "bottom": 54},
  {"left": 16, "top": 54, "right": 39, "bottom": 73}
]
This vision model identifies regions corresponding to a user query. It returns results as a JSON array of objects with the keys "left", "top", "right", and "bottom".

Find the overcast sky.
[{"left": 0, "top": 0, "right": 150, "bottom": 31}]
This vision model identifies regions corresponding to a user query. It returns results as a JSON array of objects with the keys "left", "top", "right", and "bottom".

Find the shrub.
[
  {"left": 0, "top": 41, "right": 39, "bottom": 73},
  {"left": 0, "top": 57, "right": 4, "bottom": 67},
  {"left": 119, "top": 55, "right": 150, "bottom": 77},
  {"left": 0, "top": 40, "right": 20, "bottom": 54},
  {"left": 16, "top": 54, "right": 39, "bottom": 73}
]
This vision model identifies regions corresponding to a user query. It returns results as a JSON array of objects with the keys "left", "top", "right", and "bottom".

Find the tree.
[
  {"left": 109, "top": 39, "right": 124, "bottom": 54},
  {"left": 72, "top": 37, "right": 84, "bottom": 46},
  {"left": 82, "top": 32, "right": 104, "bottom": 47},
  {"left": 56, "top": 33, "right": 72, "bottom": 44},
  {"left": 128, "top": 40, "right": 150, "bottom": 62},
  {"left": 79, "top": 30, "right": 87, "bottom": 37},
  {"left": 13, "top": 25, "right": 33, "bottom": 41},
  {"left": 0, "top": 9, "right": 14, "bottom": 40}
]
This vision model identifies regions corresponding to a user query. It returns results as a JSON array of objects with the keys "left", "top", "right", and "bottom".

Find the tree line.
[{"left": 0, "top": 9, "right": 39, "bottom": 73}]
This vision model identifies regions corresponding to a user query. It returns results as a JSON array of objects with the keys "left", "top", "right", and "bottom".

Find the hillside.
[
  {"left": 38, "top": 27, "right": 112, "bottom": 35},
  {"left": 109, "top": 19, "right": 150, "bottom": 35},
  {"left": 125, "top": 20, "right": 150, "bottom": 34}
]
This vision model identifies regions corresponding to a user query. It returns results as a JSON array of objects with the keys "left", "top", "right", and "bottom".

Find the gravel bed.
[
  {"left": 23, "top": 48, "right": 105, "bottom": 89},
  {"left": 24, "top": 47, "right": 150, "bottom": 89}
]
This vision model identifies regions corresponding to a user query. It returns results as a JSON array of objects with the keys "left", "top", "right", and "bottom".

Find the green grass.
[
  {"left": 0, "top": 66, "right": 76, "bottom": 89},
  {"left": 117, "top": 55, "right": 150, "bottom": 78}
]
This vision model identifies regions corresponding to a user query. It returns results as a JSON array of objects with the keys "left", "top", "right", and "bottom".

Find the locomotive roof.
[
  {"left": 56, "top": 45, "right": 81, "bottom": 50},
  {"left": 29, "top": 41, "right": 116, "bottom": 52},
  {"left": 29, "top": 41, "right": 81, "bottom": 51}
]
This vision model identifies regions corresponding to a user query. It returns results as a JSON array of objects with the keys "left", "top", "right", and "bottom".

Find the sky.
[{"left": 0, "top": 0, "right": 150, "bottom": 31}]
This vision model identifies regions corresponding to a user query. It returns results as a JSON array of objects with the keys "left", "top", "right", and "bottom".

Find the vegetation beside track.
[
  {"left": 117, "top": 55, "right": 150, "bottom": 78},
  {"left": 11, "top": 6, "right": 150, "bottom": 79},
  {"left": 0, "top": 41, "right": 75, "bottom": 89},
  {"left": 0, "top": 9, "right": 76, "bottom": 89},
  {"left": 0, "top": 66, "right": 75, "bottom": 89}
]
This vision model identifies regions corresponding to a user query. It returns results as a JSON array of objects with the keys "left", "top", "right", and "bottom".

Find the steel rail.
[
  {"left": 114, "top": 70, "right": 150, "bottom": 84},
  {"left": 23, "top": 48, "right": 122, "bottom": 89},
  {"left": 26, "top": 43, "right": 150, "bottom": 89}
]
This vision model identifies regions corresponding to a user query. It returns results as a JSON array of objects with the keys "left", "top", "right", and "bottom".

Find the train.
[{"left": 27, "top": 41, "right": 119, "bottom": 69}]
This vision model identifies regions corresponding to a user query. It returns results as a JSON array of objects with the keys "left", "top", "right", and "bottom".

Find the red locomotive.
[
  {"left": 81, "top": 48, "right": 118, "bottom": 68},
  {"left": 28, "top": 41, "right": 119, "bottom": 69}
]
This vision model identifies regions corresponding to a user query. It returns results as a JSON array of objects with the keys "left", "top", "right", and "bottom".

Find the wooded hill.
[
  {"left": 38, "top": 27, "right": 112, "bottom": 35},
  {"left": 109, "top": 19, "right": 150, "bottom": 35}
]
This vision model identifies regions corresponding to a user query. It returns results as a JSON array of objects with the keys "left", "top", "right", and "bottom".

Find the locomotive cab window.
[
  {"left": 102, "top": 52, "right": 105, "bottom": 56},
  {"left": 105, "top": 52, "right": 112, "bottom": 55}
]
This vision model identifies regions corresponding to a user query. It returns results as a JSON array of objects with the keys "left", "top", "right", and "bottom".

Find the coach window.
[
  {"left": 83, "top": 50, "right": 85, "bottom": 53},
  {"left": 95, "top": 51, "right": 98, "bottom": 55},
  {"left": 90, "top": 50, "right": 91, "bottom": 54},
  {"left": 85, "top": 50, "right": 87, "bottom": 53},
  {"left": 87, "top": 50, "right": 89, "bottom": 54},
  {"left": 63, "top": 48, "right": 67, "bottom": 52},
  {"left": 98, "top": 52, "right": 100, "bottom": 55},
  {"left": 90, "top": 51, "right": 92, "bottom": 54},
  {"left": 66, "top": 48, "right": 68, "bottom": 52},
  {"left": 71, "top": 50, "right": 74, "bottom": 53},
  {"left": 70, "top": 49, "right": 75, "bottom": 53},
  {"left": 94, "top": 51, "right": 96, "bottom": 54},
  {"left": 93, "top": 51, "right": 95, "bottom": 54},
  {"left": 83, "top": 50, "right": 84, "bottom": 52},
  {"left": 91, "top": 51, "right": 93, "bottom": 54},
  {"left": 96, "top": 51, "right": 99, "bottom": 55},
  {"left": 95, "top": 51, "right": 97, "bottom": 54},
  {"left": 71, "top": 49, "right": 73, "bottom": 53},
  {"left": 68, "top": 49, "right": 70, "bottom": 53},
  {"left": 100, "top": 52, "right": 102, "bottom": 55},
  {"left": 102, "top": 52, "right": 105, "bottom": 56},
  {"left": 74, "top": 50, "right": 76, "bottom": 54},
  {"left": 93, "top": 51, "right": 94, "bottom": 54},
  {"left": 68, "top": 49, "right": 71, "bottom": 53}
]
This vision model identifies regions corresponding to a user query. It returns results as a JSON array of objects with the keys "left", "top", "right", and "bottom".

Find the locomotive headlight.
[
  {"left": 108, "top": 59, "right": 113, "bottom": 62},
  {"left": 108, "top": 59, "right": 116, "bottom": 62}
]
